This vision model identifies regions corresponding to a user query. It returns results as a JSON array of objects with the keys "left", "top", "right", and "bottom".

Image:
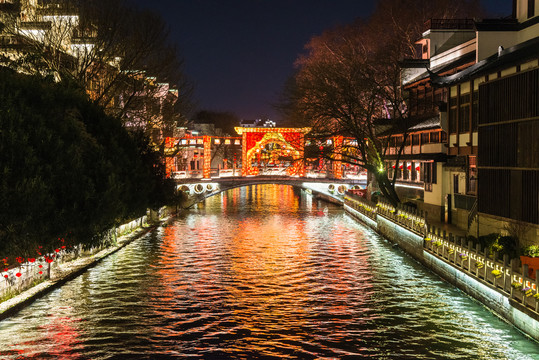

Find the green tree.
[{"left": 0, "top": 68, "right": 176, "bottom": 262}]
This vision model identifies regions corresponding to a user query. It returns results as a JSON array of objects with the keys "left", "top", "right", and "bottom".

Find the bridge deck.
[{"left": 175, "top": 176, "right": 366, "bottom": 185}]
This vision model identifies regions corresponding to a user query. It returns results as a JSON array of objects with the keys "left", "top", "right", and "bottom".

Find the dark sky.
[{"left": 131, "top": 0, "right": 513, "bottom": 123}]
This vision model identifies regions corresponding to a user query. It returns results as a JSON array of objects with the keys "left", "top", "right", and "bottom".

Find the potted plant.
[
  {"left": 521, "top": 245, "right": 539, "bottom": 280},
  {"left": 491, "top": 269, "right": 502, "bottom": 278}
]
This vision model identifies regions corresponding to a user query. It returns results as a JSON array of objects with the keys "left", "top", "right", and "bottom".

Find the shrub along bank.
[{"left": 0, "top": 68, "right": 178, "bottom": 267}]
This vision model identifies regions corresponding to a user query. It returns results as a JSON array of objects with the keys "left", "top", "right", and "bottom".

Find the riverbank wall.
[
  {"left": 344, "top": 194, "right": 539, "bottom": 342},
  {"left": 0, "top": 206, "right": 176, "bottom": 321}
]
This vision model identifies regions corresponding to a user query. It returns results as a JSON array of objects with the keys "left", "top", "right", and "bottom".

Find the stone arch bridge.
[{"left": 176, "top": 176, "right": 366, "bottom": 208}]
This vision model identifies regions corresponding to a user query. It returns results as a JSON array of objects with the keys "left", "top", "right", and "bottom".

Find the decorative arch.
[{"left": 235, "top": 127, "right": 311, "bottom": 176}]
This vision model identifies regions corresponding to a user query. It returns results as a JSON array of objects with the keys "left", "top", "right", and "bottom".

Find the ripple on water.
[{"left": 0, "top": 185, "right": 538, "bottom": 359}]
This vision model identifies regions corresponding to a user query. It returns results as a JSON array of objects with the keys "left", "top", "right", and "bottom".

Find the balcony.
[
  {"left": 20, "top": 21, "right": 51, "bottom": 31},
  {"left": 423, "top": 19, "right": 475, "bottom": 32},
  {"left": 421, "top": 143, "right": 444, "bottom": 154}
]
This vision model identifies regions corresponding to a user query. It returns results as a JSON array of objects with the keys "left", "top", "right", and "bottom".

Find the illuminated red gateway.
[{"left": 234, "top": 126, "right": 311, "bottom": 177}]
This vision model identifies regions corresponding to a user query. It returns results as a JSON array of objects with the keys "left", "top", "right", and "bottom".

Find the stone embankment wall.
[
  {"left": 0, "top": 206, "right": 173, "bottom": 303},
  {"left": 344, "top": 194, "right": 539, "bottom": 342}
]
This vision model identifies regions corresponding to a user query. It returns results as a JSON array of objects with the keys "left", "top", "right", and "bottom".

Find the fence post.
[
  {"left": 510, "top": 258, "right": 516, "bottom": 297},
  {"left": 536, "top": 269, "right": 539, "bottom": 313},
  {"left": 522, "top": 264, "right": 529, "bottom": 306}
]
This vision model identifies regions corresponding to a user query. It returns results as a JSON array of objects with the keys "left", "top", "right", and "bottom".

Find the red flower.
[
  {"left": 3, "top": 275, "right": 7, "bottom": 279},
  {"left": 61, "top": 246, "right": 66, "bottom": 249},
  {"left": 15, "top": 272, "right": 21, "bottom": 277},
  {"left": 16, "top": 257, "right": 24, "bottom": 263},
  {"left": 55, "top": 249, "right": 60, "bottom": 253},
  {"left": 28, "top": 258, "right": 35, "bottom": 263},
  {"left": 45, "top": 258, "right": 53, "bottom": 264}
]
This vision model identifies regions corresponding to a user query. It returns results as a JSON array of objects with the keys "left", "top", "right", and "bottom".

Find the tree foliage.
[
  {"left": 0, "top": 68, "right": 177, "bottom": 260},
  {"left": 0, "top": 0, "right": 192, "bottom": 137},
  {"left": 281, "top": 0, "right": 483, "bottom": 205}
]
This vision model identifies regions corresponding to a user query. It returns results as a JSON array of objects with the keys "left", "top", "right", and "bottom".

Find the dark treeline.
[{"left": 0, "top": 68, "right": 178, "bottom": 263}]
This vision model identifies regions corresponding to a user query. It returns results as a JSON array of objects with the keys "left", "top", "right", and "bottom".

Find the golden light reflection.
[{"left": 145, "top": 185, "right": 377, "bottom": 353}]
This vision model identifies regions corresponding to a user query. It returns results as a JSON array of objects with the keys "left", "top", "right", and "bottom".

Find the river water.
[{"left": 0, "top": 184, "right": 538, "bottom": 359}]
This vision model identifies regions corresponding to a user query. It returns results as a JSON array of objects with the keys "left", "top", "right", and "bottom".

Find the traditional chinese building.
[{"left": 430, "top": 0, "right": 539, "bottom": 243}]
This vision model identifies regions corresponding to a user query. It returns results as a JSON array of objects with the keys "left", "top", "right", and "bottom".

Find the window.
[
  {"left": 449, "top": 96, "right": 458, "bottom": 133},
  {"left": 472, "top": 90, "right": 479, "bottom": 131},
  {"left": 421, "top": 133, "right": 430, "bottom": 144},
  {"left": 424, "top": 162, "right": 437, "bottom": 191},
  {"left": 529, "top": 0, "right": 535, "bottom": 19},
  {"left": 459, "top": 93, "right": 471, "bottom": 132},
  {"left": 412, "top": 134, "right": 420, "bottom": 146},
  {"left": 430, "top": 132, "right": 440, "bottom": 143},
  {"left": 467, "top": 156, "right": 477, "bottom": 194}
]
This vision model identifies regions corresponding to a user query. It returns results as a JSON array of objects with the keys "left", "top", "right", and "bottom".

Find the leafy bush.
[
  {"left": 0, "top": 68, "right": 176, "bottom": 261},
  {"left": 498, "top": 235, "right": 518, "bottom": 259},
  {"left": 478, "top": 233, "right": 499, "bottom": 251},
  {"left": 522, "top": 245, "right": 539, "bottom": 258}
]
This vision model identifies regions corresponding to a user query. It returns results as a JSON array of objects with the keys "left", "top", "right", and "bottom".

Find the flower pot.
[{"left": 520, "top": 256, "right": 539, "bottom": 279}]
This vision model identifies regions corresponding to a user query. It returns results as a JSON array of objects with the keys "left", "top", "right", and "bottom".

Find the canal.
[{"left": 0, "top": 184, "right": 538, "bottom": 359}]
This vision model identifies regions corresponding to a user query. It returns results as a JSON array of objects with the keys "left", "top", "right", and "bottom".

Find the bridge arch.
[{"left": 176, "top": 177, "right": 366, "bottom": 208}]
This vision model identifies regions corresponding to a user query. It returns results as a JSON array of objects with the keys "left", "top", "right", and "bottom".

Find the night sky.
[{"left": 131, "top": 0, "right": 513, "bottom": 123}]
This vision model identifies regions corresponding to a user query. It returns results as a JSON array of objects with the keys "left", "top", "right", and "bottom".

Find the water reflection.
[{"left": 0, "top": 185, "right": 538, "bottom": 359}]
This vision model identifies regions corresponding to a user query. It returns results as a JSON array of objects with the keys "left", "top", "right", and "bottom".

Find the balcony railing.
[{"left": 424, "top": 19, "right": 475, "bottom": 32}]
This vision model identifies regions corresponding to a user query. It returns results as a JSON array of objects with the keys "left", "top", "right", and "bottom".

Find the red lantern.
[
  {"left": 3, "top": 274, "right": 7, "bottom": 279},
  {"left": 28, "top": 258, "right": 35, "bottom": 263},
  {"left": 38, "top": 271, "right": 43, "bottom": 275},
  {"left": 416, "top": 166, "right": 420, "bottom": 171},
  {"left": 15, "top": 272, "right": 21, "bottom": 277}
]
